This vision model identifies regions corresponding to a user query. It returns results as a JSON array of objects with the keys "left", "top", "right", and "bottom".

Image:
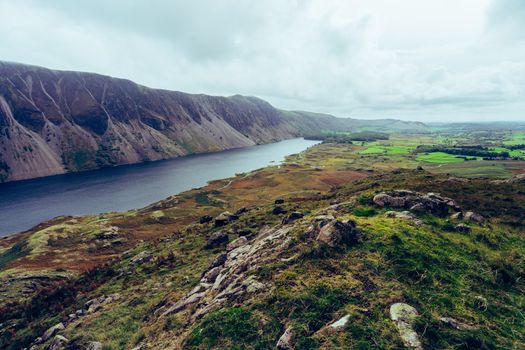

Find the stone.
[
  {"left": 316, "top": 314, "right": 350, "bottom": 336},
  {"left": 276, "top": 326, "right": 293, "bottom": 349},
  {"left": 450, "top": 212, "right": 463, "bottom": 220},
  {"left": 214, "top": 212, "right": 238, "bottom": 227},
  {"left": 130, "top": 251, "right": 153, "bottom": 265},
  {"left": 199, "top": 215, "right": 213, "bottom": 224},
  {"left": 272, "top": 206, "right": 288, "bottom": 215},
  {"left": 282, "top": 212, "right": 304, "bottom": 224},
  {"left": 455, "top": 224, "right": 471, "bottom": 233},
  {"left": 440, "top": 317, "right": 477, "bottom": 331},
  {"left": 464, "top": 211, "right": 485, "bottom": 223},
  {"left": 316, "top": 219, "right": 362, "bottom": 247},
  {"left": 204, "top": 231, "right": 229, "bottom": 249},
  {"left": 202, "top": 267, "right": 222, "bottom": 283},
  {"left": 385, "top": 211, "right": 423, "bottom": 226},
  {"left": 227, "top": 236, "right": 249, "bottom": 251},
  {"left": 48, "top": 335, "right": 68, "bottom": 350},
  {"left": 274, "top": 198, "right": 285, "bottom": 204},
  {"left": 86, "top": 341, "right": 103, "bottom": 350},
  {"left": 235, "top": 207, "right": 248, "bottom": 215},
  {"left": 208, "top": 253, "right": 228, "bottom": 269},
  {"left": 314, "top": 214, "right": 335, "bottom": 222},
  {"left": 41, "top": 322, "right": 65, "bottom": 342},
  {"left": 390, "top": 303, "right": 422, "bottom": 350},
  {"left": 373, "top": 193, "right": 407, "bottom": 208}
]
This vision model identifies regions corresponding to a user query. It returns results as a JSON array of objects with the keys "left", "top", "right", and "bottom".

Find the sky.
[{"left": 0, "top": 0, "right": 524, "bottom": 122}]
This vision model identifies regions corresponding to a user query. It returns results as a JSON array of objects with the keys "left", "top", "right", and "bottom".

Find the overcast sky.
[{"left": 0, "top": 0, "right": 524, "bottom": 122}]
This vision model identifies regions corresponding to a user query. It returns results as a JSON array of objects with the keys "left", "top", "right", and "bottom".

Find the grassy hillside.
[{"left": 1, "top": 132, "right": 524, "bottom": 350}]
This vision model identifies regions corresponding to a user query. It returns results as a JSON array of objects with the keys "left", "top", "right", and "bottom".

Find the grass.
[{"left": 416, "top": 152, "right": 468, "bottom": 163}]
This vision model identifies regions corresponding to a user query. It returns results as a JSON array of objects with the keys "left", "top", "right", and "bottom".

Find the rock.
[
  {"left": 227, "top": 236, "right": 248, "bottom": 251},
  {"left": 204, "top": 231, "right": 229, "bottom": 249},
  {"left": 275, "top": 198, "right": 285, "bottom": 204},
  {"left": 48, "top": 335, "right": 68, "bottom": 350},
  {"left": 199, "top": 215, "right": 213, "bottom": 224},
  {"left": 416, "top": 165, "right": 424, "bottom": 171},
  {"left": 440, "top": 317, "right": 477, "bottom": 331},
  {"left": 131, "top": 251, "right": 153, "bottom": 265},
  {"left": 373, "top": 193, "right": 407, "bottom": 208},
  {"left": 208, "top": 253, "right": 228, "bottom": 269},
  {"left": 86, "top": 341, "right": 103, "bottom": 350},
  {"left": 237, "top": 229, "right": 253, "bottom": 237},
  {"left": 450, "top": 212, "right": 463, "bottom": 220},
  {"left": 242, "top": 276, "right": 265, "bottom": 293},
  {"left": 455, "top": 223, "right": 471, "bottom": 233},
  {"left": 202, "top": 267, "right": 222, "bottom": 283},
  {"left": 276, "top": 326, "right": 293, "bottom": 349},
  {"left": 272, "top": 206, "right": 288, "bottom": 215},
  {"left": 282, "top": 212, "right": 304, "bottom": 224},
  {"left": 314, "top": 214, "right": 335, "bottom": 222},
  {"left": 390, "top": 303, "right": 422, "bottom": 350},
  {"left": 316, "top": 219, "right": 362, "bottom": 247},
  {"left": 474, "top": 295, "right": 488, "bottom": 310},
  {"left": 41, "top": 323, "right": 65, "bottom": 342},
  {"left": 85, "top": 297, "right": 104, "bottom": 314},
  {"left": 235, "top": 207, "right": 248, "bottom": 215},
  {"left": 316, "top": 314, "right": 350, "bottom": 336},
  {"left": 214, "top": 212, "right": 238, "bottom": 227},
  {"left": 464, "top": 211, "right": 485, "bottom": 223},
  {"left": 385, "top": 211, "right": 423, "bottom": 225}
]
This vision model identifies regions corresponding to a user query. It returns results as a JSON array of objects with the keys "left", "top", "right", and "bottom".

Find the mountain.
[{"left": 0, "top": 61, "right": 428, "bottom": 182}]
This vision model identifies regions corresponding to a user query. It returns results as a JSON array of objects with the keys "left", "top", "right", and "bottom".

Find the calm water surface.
[{"left": 0, "top": 138, "right": 318, "bottom": 237}]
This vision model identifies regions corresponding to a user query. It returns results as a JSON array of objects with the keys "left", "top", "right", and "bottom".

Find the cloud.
[{"left": 0, "top": 0, "right": 523, "bottom": 122}]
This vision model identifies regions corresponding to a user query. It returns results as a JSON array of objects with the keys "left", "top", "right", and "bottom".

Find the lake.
[{"left": 0, "top": 138, "right": 318, "bottom": 237}]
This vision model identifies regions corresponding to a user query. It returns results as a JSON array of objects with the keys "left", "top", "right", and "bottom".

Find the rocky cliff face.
[
  {"left": 0, "top": 62, "right": 303, "bottom": 182},
  {"left": 0, "top": 61, "right": 428, "bottom": 182}
]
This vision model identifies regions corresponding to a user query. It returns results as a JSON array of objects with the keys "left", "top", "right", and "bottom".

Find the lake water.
[{"left": 0, "top": 138, "right": 318, "bottom": 237}]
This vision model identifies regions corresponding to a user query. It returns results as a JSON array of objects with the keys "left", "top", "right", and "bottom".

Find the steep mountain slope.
[{"left": 0, "top": 61, "right": 428, "bottom": 182}]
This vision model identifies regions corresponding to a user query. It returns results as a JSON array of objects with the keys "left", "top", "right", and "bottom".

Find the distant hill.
[{"left": 0, "top": 61, "right": 428, "bottom": 182}]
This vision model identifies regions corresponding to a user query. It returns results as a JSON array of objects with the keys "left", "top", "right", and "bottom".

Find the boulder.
[
  {"left": 275, "top": 198, "right": 285, "bottom": 204},
  {"left": 226, "top": 236, "right": 248, "bottom": 251},
  {"left": 390, "top": 303, "right": 422, "bottom": 350},
  {"left": 214, "top": 212, "right": 238, "bottom": 227},
  {"left": 373, "top": 193, "right": 406, "bottom": 208},
  {"left": 282, "top": 212, "right": 304, "bottom": 224},
  {"left": 41, "top": 323, "right": 65, "bottom": 342},
  {"left": 272, "top": 206, "right": 288, "bottom": 215},
  {"left": 199, "top": 215, "right": 213, "bottom": 224},
  {"left": 202, "top": 267, "right": 222, "bottom": 283},
  {"left": 204, "top": 231, "right": 229, "bottom": 249},
  {"left": 48, "top": 335, "right": 68, "bottom": 350},
  {"left": 316, "top": 219, "right": 362, "bottom": 247},
  {"left": 464, "top": 211, "right": 485, "bottom": 223},
  {"left": 455, "top": 224, "right": 471, "bottom": 233},
  {"left": 235, "top": 207, "right": 248, "bottom": 215},
  {"left": 86, "top": 341, "right": 103, "bottom": 350},
  {"left": 276, "top": 326, "right": 293, "bottom": 349}
]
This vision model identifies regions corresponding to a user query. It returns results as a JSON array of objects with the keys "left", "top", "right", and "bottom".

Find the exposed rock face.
[
  {"left": 0, "top": 61, "right": 428, "bottom": 182},
  {"left": 316, "top": 314, "right": 350, "bottom": 337},
  {"left": 373, "top": 190, "right": 459, "bottom": 216},
  {"left": 390, "top": 303, "right": 423, "bottom": 350},
  {"left": 156, "top": 225, "right": 295, "bottom": 345}
]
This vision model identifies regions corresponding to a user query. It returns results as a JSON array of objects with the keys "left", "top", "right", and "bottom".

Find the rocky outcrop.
[
  {"left": 316, "top": 314, "right": 350, "bottom": 337},
  {"left": 214, "top": 212, "right": 238, "bottom": 227},
  {"left": 464, "top": 211, "right": 485, "bottom": 223},
  {"left": 385, "top": 211, "right": 423, "bottom": 226},
  {"left": 204, "top": 231, "right": 229, "bottom": 249},
  {"left": 156, "top": 224, "right": 295, "bottom": 346},
  {"left": 390, "top": 303, "right": 423, "bottom": 350},
  {"left": 373, "top": 190, "right": 459, "bottom": 216},
  {"left": 276, "top": 326, "right": 294, "bottom": 349}
]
